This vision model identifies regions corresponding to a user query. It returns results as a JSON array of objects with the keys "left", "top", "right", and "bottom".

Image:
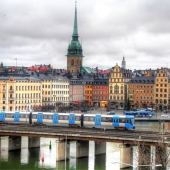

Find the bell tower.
[
  {"left": 121, "top": 56, "right": 126, "bottom": 69},
  {"left": 66, "top": 2, "right": 84, "bottom": 73}
]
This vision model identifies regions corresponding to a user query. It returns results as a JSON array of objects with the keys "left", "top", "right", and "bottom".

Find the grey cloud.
[{"left": 0, "top": 0, "right": 169, "bottom": 70}]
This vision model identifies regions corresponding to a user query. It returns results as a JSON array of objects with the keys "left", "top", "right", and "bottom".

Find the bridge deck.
[{"left": 0, "top": 124, "right": 169, "bottom": 146}]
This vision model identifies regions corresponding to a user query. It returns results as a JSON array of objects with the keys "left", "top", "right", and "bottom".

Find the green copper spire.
[
  {"left": 72, "top": 1, "right": 78, "bottom": 37},
  {"left": 66, "top": 2, "right": 83, "bottom": 57}
]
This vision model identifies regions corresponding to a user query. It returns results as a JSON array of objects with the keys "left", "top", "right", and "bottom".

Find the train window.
[
  {"left": 32, "top": 115, "right": 36, "bottom": 119},
  {"left": 22, "top": 114, "right": 26, "bottom": 118},
  {"left": 76, "top": 117, "right": 80, "bottom": 121},
  {"left": 49, "top": 116, "right": 52, "bottom": 119},
  {"left": 106, "top": 118, "right": 112, "bottom": 122},
  {"left": 15, "top": 114, "right": 19, "bottom": 118},
  {"left": 120, "top": 118, "right": 125, "bottom": 123},
  {"left": 84, "top": 117, "right": 88, "bottom": 121},
  {"left": 44, "top": 115, "right": 47, "bottom": 119},
  {"left": 126, "top": 119, "right": 130, "bottom": 123},
  {"left": 90, "top": 117, "right": 94, "bottom": 121},
  {"left": 64, "top": 116, "right": 68, "bottom": 120},
  {"left": 114, "top": 119, "right": 118, "bottom": 123},
  {"left": 59, "top": 116, "right": 63, "bottom": 120},
  {"left": 102, "top": 117, "right": 106, "bottom": 122},
  {"left": 70, "top": 116, "right": 75, "bottom": 120}
]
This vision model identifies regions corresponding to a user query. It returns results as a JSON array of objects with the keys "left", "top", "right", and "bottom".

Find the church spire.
[
  {"left": 121, "top": 55, "right": 126, "bottom": 69},
  {"left": 72, "top": 1, "right": 78, "bottom": 38},
  {"left": 66, "top": 2, "right": 84, "bottom": 73}
]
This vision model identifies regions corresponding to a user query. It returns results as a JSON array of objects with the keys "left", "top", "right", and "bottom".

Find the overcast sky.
[{"left": 0, "top": 0, "right": 170, "bottom": 70}]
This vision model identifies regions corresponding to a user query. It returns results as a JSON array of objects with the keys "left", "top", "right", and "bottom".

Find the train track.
[{"left": 0, "top": 124, "right": 169, "bottom": 142}]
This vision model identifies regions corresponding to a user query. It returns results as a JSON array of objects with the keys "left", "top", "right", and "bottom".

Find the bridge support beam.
[
  {"left": 155, "top": 145, "right": 166, "bottom": 170},
  {"left": 138, "top": 146, "right": 151, "bottom": 170},
  {"left": 76, "top": 140, "right": 89, "bottom": 158},
  {"left": 56, "top": 139, "right": 70, "bottom": 161},
  {"left": 95, "top": 142, "right": 106, "bottom": 155},
  {"left": 120, "top": 144, "right": 132, "bottom": 169},
  {"left": 8, "top": 136, "right": 21, "bottom": 151},
  {"left": 0, "top": 137, "right": 1, "bottom": 152},
  {"left": 28, "top": 137, "right": 40, "bottom": 148}
]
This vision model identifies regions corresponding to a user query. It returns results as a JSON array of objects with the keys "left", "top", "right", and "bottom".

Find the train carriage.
[
  {"left": 0, "top": 111, "right": 135, "bottom": 130},
  {"left": 83, "top": 114, "right": 135, "bottom": 129},
  {"left": 32, "top": 112, "right": 82, "bottom": 127}
]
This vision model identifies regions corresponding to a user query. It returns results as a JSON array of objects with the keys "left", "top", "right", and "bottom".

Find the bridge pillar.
[
  {"left": 76, "top": 140, "right": 89, "bottom": 158},
  {"left": 138, "top": 146, "right": 151, "bottom": 170},
  {"left": 56, "top": 139, "right": 70, "bottom": 161},
  {"left": 155, "top": 145, "right": 166, "bottom": 170},
  {"left": 95, "top": 141, "right": 106, "bottom": 155},
  {"left": 56, "top": 161, "right": 69, "bottom": 170},
  {"left": 0, "top": 137, "right": 1, "bottom": 152},
  {"left": 8, "top": 136, "right": 21, "bottom": 151},
  {"left": 28, "top": 137, "right": 40, "bottom": 148},
  {"left": 120, "top": 144, "right": 132, "bottom": 169}
]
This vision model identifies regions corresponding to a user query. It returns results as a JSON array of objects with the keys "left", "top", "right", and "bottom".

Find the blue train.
[
  {"left": 124, "top": 110, "right": 155, "bottom": 117},
  {"left": 0, "top": 111, "right": 135, "bottom": 130}
]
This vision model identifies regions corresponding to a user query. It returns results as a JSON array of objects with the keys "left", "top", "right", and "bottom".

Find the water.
[{"left": 0, "top": 121, "right": 169, "bottom": 170}]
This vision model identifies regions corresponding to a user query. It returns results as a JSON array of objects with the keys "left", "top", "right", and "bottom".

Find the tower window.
[{"left": 71, "top": 59, "right": 74, "bottom": 65}]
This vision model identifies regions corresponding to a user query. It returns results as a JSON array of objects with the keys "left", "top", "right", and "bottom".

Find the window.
[
  {"left": 114, "top": 85, "right": 119, "bottom": 94},
  {"left": 71, "top": 59, "right": 74, "bottom": 65}
]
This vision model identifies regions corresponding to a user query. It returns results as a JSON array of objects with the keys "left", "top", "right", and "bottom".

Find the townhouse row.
[{"left": 0, "top": 65, "right": 170, "bottom": 112}]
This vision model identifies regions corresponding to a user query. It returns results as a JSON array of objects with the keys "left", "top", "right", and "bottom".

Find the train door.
[
  {"left": 125, "top": 118, "right": 130, "bottom": 129},
  {"left": 113, "top": 116, "right": 119, "bottom": 127},
  {"left": 37, "top": 113, "right": 43, "bottom": 123},
  {"left": 14, "top": 112, "right": 20, "bottom": 122},
  {"left": 69, "top": 114, "right": 75, "bottom": 125},
  {"left": 95, "top": 115, "right": 101, "bottom": 126},
  {"left": 0, "top": 111, "right": 5, "bottom": 121},
  {"left": 53, "top": 113, "right": 58, "bottom": 124}
]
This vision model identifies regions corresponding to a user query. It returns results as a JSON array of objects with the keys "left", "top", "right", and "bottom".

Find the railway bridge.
[{"left": 0, "top": 124, "right": 169, "bottom": 169}]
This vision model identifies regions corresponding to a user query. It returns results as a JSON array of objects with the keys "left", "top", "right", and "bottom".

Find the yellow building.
[
  {"left": 154, "top": 69, "right": 169, "bottom": 111},
  {"left": 109, "top": 64, "right": 132, "bottom": 109},
  {"left": 0, "top": 76, "right": 42, "bottom": 111}
]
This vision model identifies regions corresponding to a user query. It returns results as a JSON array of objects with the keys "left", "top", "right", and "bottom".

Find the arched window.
[
  {"left": 71, "top": 59, "right": 74, "bottom": 65},
  {"left": 164, "top": 99, "right": 167, "bottom": 104},
  {"left": 10, "top": 106, "right": 12, "bottom": 111},
  {"left": 114, "top": 85, "right": 119, "bottom": 94},
  {"left": 121, "top": 86, "right": 123, "bottom": 94},
  {"left": 110, "top": 86, "right": 113, "bottom": 93}
]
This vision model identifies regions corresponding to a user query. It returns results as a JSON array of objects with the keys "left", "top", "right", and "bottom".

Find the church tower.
[
  {"left": 66, "top": 3, "right": 84, "bottom": 73},
  {"left": 121, "top": 56, "right": 126, "bottom": 69}
]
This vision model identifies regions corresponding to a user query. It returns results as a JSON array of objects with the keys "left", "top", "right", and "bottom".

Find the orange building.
[{"left": 127, "top": 75, "right": 155, "bottom": 109}]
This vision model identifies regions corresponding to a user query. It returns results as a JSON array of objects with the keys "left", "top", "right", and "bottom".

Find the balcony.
[
  {"left": 8, "top": 97, "right": 15, "bottom": 101},
  {"left": 9, "top": 89, "right": 14, "bottom": 93}
]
